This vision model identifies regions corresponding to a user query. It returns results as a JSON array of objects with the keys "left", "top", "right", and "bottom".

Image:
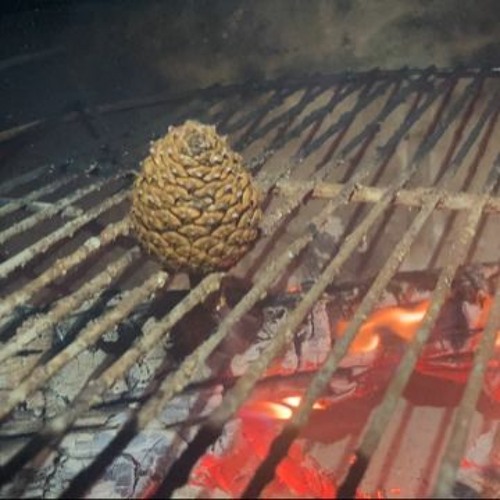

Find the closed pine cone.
[{"left": 130, "top": 120, "right": 262, "bottom": 274}]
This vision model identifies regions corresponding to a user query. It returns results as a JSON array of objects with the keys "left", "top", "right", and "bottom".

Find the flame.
[
  {"left": 336, "top": 301, "right": 428, "bottom": 354},
  {"left": 286, "top": 283, "right": 302, "bottom": 294},
  {"left": 241, "top": 395, "right": 327, "bottom": 421}
]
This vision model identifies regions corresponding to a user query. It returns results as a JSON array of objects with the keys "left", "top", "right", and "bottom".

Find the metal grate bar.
[
  {"left": 276, "top": 179, "right": 500, "bottom": 213},
  {"left": 0, "top": 188, "right": 129, "bottom": 280},
  {"left": 0, "top": 174, "right": 122, "bottom": 245},
  {"left": 338, "top": 114, "right": 500, "bottom": 499},
  {"left": 0, "top": 272, "right": 223, "bottom": 488},
  {"left": 433, "top": 264, "right": 500, "bottom": 497},
  {"left": 155, "top": 75, "right": 496, "bottom": 497},
  {"left": 0, "top": 247, "right": 140, "bottom": 366},
  {"left": 242, "top": 100, "right": 500, "bottom": 495},
  {"left": 0, "top": 218, "right": 129, "bottom": 321},
  {"left": 0, "top": 174, "right": 77, "bottom": 219},
  {"left": 2, "top": 69, "right": 500, "bottom": 499},
  {"left": 0, "top": 270, "right": 168, "bottom": 423},
  {"left": 0, "top": 165, "right": 57, "bottom": 196}
]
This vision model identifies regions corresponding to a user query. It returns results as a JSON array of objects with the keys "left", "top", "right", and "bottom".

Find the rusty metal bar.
[
  {"left": 243, "top": 191, "right": 441, "bottom": 498},
  {"left": 155, "top": 74, "right": 490, "bottom": 497},
  {"left": 0, "top": 174, "right": 76, "bottom": 219},
  {"left": 0, "top": 218, "right": 129, "bottom": 321},
  {"left": 0, "top": 189, "right": 129, "bottom": 280},
  {"left": 433, "top": 275, "right": 500, "bottom": 497},
  {"left": 0, "top": 175, "right": 120, "bottom": 244},
  {"left": 0, "top": 270, "right": 168, "bottom": 423},
  {"left": 0, "top": 247, "right": 141, "bottom": 366},
  {"left": 337, "top": 156, "right": 498, "bottom": 500},
  {"left": 0, "top": 273, "right": 224, "bottom": 486},
  {"left": 0, "top": 165, "right": 56, "bottom": 196},
  {"left": 276, "top": 179, "right": 500, "bottom": 213},
  {"left": 60, "top": 150, "right": 383, "bottom": 497},
  {"left": 243, "top": 104, "right": 500, "bottom": 495}
]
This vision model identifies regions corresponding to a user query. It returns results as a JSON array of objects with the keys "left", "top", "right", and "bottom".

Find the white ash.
[
  {"left": 1, "top": 389, "right": 216, "bottom": 498},
  {"left": 231, "top": 301, "right": 332, "bottom": 377}
]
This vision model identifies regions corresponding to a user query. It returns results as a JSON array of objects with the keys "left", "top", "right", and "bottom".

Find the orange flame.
[
  {"left": 336, "top": 301, "right": 429, "bottom": 354},
  {"left": 242, "top": 395, "right": 327, "bottom": 420}
]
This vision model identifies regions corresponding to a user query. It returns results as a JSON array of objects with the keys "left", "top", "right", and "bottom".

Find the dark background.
[{"left": 2, "top": 0, "right": 500, "bottom": 129}]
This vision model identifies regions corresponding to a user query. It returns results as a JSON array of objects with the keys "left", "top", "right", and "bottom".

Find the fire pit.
[{"left": 1, "top": 67, "right": 500, "bottom": 498}]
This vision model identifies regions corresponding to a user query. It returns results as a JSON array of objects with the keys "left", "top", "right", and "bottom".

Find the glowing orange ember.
[
  {"left": 241, "top": 395, "right": 327, "bottom": 421},
  {"left": 191, "top": 414, "right": 336, "bottom": 497},
  {"left": 188, "top": 291, "right": 500, "bottom": 498},
  {"left": 336, "top": 301, "right": 428, "bottom": 354}
]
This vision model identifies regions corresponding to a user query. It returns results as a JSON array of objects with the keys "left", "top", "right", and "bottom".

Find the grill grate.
[{"left": 1, "top": 67, "right": 500, "bottom": 498}]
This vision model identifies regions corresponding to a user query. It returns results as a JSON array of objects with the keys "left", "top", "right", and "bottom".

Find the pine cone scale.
[{"left": 130, "top": 120, "right": 262, "bottom": 274}]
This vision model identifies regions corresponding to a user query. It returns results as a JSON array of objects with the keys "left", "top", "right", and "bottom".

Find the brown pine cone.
[{"left": 130, "top": 120, "right": 263, "bottom": 274}]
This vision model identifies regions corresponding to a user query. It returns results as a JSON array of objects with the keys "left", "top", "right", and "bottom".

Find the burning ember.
[
  {"left": 336, "top": 300, "right": 428, "bottom": 354},
  {"left": 182, "top": 274, "right": 500, "bottom": 498}
]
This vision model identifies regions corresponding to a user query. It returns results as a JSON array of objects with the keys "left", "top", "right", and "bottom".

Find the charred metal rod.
[
  {"left": 0, "top": 174, "right": 76, "bottom": 219},
  {"left": 337, "top": 161, "right": 497, "bottom": 498},
  {"left": 0, "top": 248, "right": 140, "bottom": 365},
  {"left": 0, "top": 273, "right": 223, "bottom": 490},
  {"left": 164, "top": 76, "right": 492, "bottom": 497},
  {"left": 277, "top": 179, "right": 500, "bottom": 213},
  {"left": 156, "top": 189, "right": 404, "bottom": 497},
  {"left": 56, "top": 274, "right": 222, "bottom": 426},
  {"left": 338, "top": 203, "right": 489, "bottom": 497},
  {"left": 0, "top": 165, "right": 60, "bottom": 195},
  {"left": 433, "top": 276, "right": 500, "bottom": 497},
  {"left": 242, "top": 192, "right": 440, "bottom": 498},
  {"left": 0, "top": 271, "right": 168, "bottom": 423},
  {"left": 62, "top": 158, "right": 377, "bottom": 499},
  {"left": 0, "top": 199, "right": 82, "bottom": 218},
  {"left": 300, "top": 79, "right": 390, "bottom": 158},
  {"left": 0, "top": 189, "right": 129, "bottom": 280},
  {"left": 0, "top": 218, "right": 129, "bottom": 321},
  {"left": 0, "top": 174, "right": 118, "bottom": 244},
  {"left": 145, "top": 87, "right": 460, "bottom": 494}
]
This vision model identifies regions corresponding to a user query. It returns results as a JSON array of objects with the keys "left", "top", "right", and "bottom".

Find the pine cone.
[{"left": 130, "top": 120, "right": 262, "bottom": 274}]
